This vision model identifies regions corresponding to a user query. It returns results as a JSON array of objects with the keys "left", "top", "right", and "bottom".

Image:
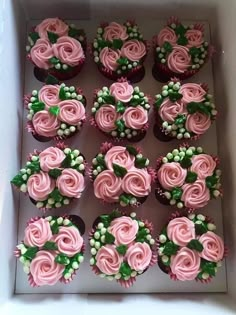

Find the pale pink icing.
[
  {"left": 121, "top": 40, "right": 146, "bottom": 62},
  {"left": 95, "top": 105, "right": 119, "bottom": 132},
  {"left": 58, "top": 100, "right": 85, "bottom": 125},
  {"left": 38, "top": 85, "right": 60, "bottom": 108},
  {"left": 95, "top": 244, "right": 122, "bottom": 275},
  {"left": 179, "top": 83, "right": 206, "bottom": 104},
  {"left": 30, "top": 251, "right": 64, "bottom": 286},
  {"left": 104, "top": 146, "right": 135, "bottom": 171},
  {"left": 167, "top": 217, "right": 195, "bottom": 246},
  {"left": 24, "top": 218, "right": 52, "bottom": 248},
  {"left": 56, "top": 168, "right": 85, "bottom": 198},
  {"left": 159, "top": 99, "right": 186, "bottom": 123},
  {"left": 53, "top": 36, "right": 84, "bottom": 67},
  {"left": 121, "top": 169, "right": 151, "bottom": 197},
  {"left": 39, "top": 147, "right": 65, "bottom": 172},
  {"left": 122, "top": 105, "right": 148, "bottom": 129},
  {"left": 157, "top": 163, "right": 187, "bottom": 190},
  {"left": 157, "top": 27, "right": 178, "bottom": 46},
  {"left": 109, "top": 216, "right": 139, "bottom": 246},
  {"left": 110, "top": 81, "right": 134, "bottom": 103},
  {"left": 185, "top": 113, "right": 211, "bottom": 135},
  {"left": 181, "top": 179, "right": 210, "bottom": 208},
  {"left": 185, "top": 29, "right": 204, "bottom": 48},
  {"left": 32, "top": 110, "right": 60, "bottom": 137},
  {"left": 30, "top": 39, "right": 54, "bottom": 69},
  {"left": 199, "top": 231, "right": 224, "bottom": 262},
  {"left": 54, "top": 226, "right": 83, "bottom": 257},
  {"left": 190, "top": 154, "right": 216, "bottom": 179},
  {"left": 27, "top": 171, "right": 55, "bottom": 201},
  {"left": 35, "top": 18, "right": 69, "bottom": 39},
  {"left": 103, "top": 22, "right": 128, "bottom": 41},
  {"left": 167, "top": 45, "right": 191, "bottom": 73},
  {"left": 99, "top": 47, "right": 121, "bottom": 71},
  {"left": 170, "top": 247, "right": 201, "bottom": 281},
  {"left": 125, "top": 242, "right": 152, "bottom": 272}
]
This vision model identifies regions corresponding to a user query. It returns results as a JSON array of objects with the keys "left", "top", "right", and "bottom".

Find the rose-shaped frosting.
[
  {"left": 103, "top": 22, "right": 128, "bottom": 41},
  {"left": 185, "top": 29, "right": 204, "bottom": 48},
  {"left": 186, "top": 113, "right": 211, "bottom": 135},
  {"left": 157, "top": 27, "right": 178, "bottom": 46},
  {"left": 104, "top": 146, "right": 135, "bottom": 171},
  {"left": 167, "top": 45, "right": 191, "bottom": 73},
  {"left": 95, "top": 105, "right": 119, "bottom": 132},
  {"left": 99, "top": 47, "right": 121, "bottom": 71},
  {"left": 170, "top": 247, "right": 201, "bottom": 281},
  {"left": 159, "top": 99, "right": 186, "bottom": 123},
  {"left": 24, "top": 218, "right": 52, "bottom": 248},
  {"left": 54, "top": 226, "right": 83, "bottom": 257},
  {"left": 35, "top": 18, "right": 69, "bottom": 39},
  {"left": 126, "top": 242, "right": 152, "bottom": 271},
  {"left": 93, "top": 170, "right": 122, "bottom": 202},
  {"left": 27, "top": 171, "right": 55, "bottom": 201},
  {"left": 190, "top": 154, "right": 216, "bottom": 179},
  {"left": 109, "top": 81, "right": 134, "bottom": 103},
  {"left": 39, "top": 147, "right": 65, "bottom": 172},
  {"left": 199, "top": 231, "right": 224, "bottom": 262},
  {"left": 109, "top": 216, "right": 139, "bottom": 245},
  {"left": 30, "top": 39, "right": 54, "bottom": 69},
  {"left": 53, "top": 36, "right": 84, "bottom": 67},
  {"left": 179, "top": 83, "right": 206, "bottom": 104},
  {"left": 38, "top": 85, "right": 60, "bottom": 108},
  {"left": 157, "top": 163, "right": 187, "bottom": 190},
  {"left": 122, "top": 169, "right": 151, "bottom": 197},
  {"left": 56, "top": 168, "right": 85, "bottom": 198},
  {"left": 58, "top": 100, "right": 85, "bottom": 125},
  {"left": 96, "top": 245, "right": 122, "bottom": 275},
  {"left": 181, "top": 180, "right": 210, "bottom": 209},
  {"left": 167, "top": 217, "right": 195, "bottom": 246},
  {"left": 123, "top": 105, "right": 148, "bottom": 129},
  {"left": 32, "top": 110, "right": 60, "bottom": 137},
  {"left": 30, "top": 251, "right": 64, "bottom": 286},
  {"left": 121, "top": 40, "right": 146, "bottom": 62}
]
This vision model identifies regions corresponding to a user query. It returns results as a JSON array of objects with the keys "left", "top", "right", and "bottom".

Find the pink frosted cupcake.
[
  {"left": 26, "top": 18, "right": 86, "bottom": 82},
  {"left": 155, "top": 145, "right": 222, "bottom": 210},
  {"left": 90, "top": 79, "right": 151, "bottom": 142},
  {"left": 11, "top": 144, "right": 86, "bottom": 210},
  {"left": 158, "top": 212, "right": 226, "bottom": 282},
  {"left": 89, "top": 210, "right": 157, "bottom": 287},
  {"left": 153, "top": 79, "right": 217, "bottom": 141},
  {"left": 25, "top": 83, "right": 86, "bottom": 142},
  {"left": 92, "top": 21, "right": 148, "bottom": 83},
  {"left": 14, "top": 215, "right": 85, "bottom": 286}
]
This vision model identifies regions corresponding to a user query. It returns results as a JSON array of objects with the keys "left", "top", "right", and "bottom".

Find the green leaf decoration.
[
  {"left": 61, "top": 154, "right": 72, "bottom": 168},
  {"left": 135, "top": 228, "right": 147, "bottom": 242},
  {"left": 200, "top": 259, "right": 217, "bottom": 276},
  {"left": 174, "top": 114, "right": 186, "bottom": 125},
  {"left": 47, "top": 31, "right": 59, "bottom": 44},
  {"left": 49, "top": 57, "right": 60, "bottom": 65},
  {"left": 119, "top": 262, "right": 132, "bottom": 277},
  {"left": 162, "top": 241, "right": 179, "bottom": 256},
  {"left": 43, "top": 241, "right": 58, "bottom": 250},
  {"left": 187, "top": 239, "right": 204, "bottom": 252},
  {"left": 49, "top": 105, "right": 60, "bottom": 116},
  {"left": 110, "top": 209, "right": 122, "bottom": 220},
  {"left": 102, "top": 94, "right": 115, "bottom": 105},
  {"left": 115, "top": 119, "right": 125, "bottom": 132},
  {"left": 100, "top": 210, "right": 121, "bottom": 227},
  {"left": 117, "top": 57, "right": 129, "bottom": 65},
  {"left": 68, "top": 27, "right": 84, "bottom": 38},
  {"left": 116, "top": 245, "right": 127, "bottom": 255},
  {"left": 97, "top": 39, "right": 112, "bottom": 48},
  {"left": 129, "top": 98, "right": 143, "bottom": 107},
  {"left": 135, "top": 157, "right": 148, "bottom": 169},
  {"left": 23, "top": 247, "right": 38, "bottom": 260},
  {"left": 119, "top": 194, "right": 130, "bottom": 205},
  {"left": 28, "top": 161, "right": 41, "bottom": 173},
  {"left": 189, "top": 47, "right": 201, "bottom": 57},
  {"left": 163, "top": 41, "right": 173, "bottom": 52},
  {"left": 55, "top": 253, "right": 70, "bottom": 265},
  {"left": 126, "top": 145, "right": 138, "bottom": 156},
  {"left": 169, "top": 91, "right": 183, "bottom": 102},
  {"left": 116, "top": 101, "right": 125, "bottom": 113},
  {"left": 177, "top": 36, "right": 188, "bottom": 46},
  {"left": 45, "top": 74, "right": 59, "bottom": 85},
  {"left": 96, "top": 155, "right": 106, "bottom": 168},
  {"left": 155, "top": 97, "right": 163, "bottom": 109},
  {"left": 113, "top": 39, "right": 123, "bottom": 49},
  {"left": 49, "top": 188, "right": 63, "bottom": 202},
  {"left": 59, "top": 87, "right": 68, "bottom": 100},
  {"left": 175, "top": 24, "right": 187, "bottom": 36},
  {"left": 171, "top": 187, "right": 183, "bottom": 200},
  {"left": 29, "top": 32, "right": 40, "bottom": 44},
  {"left": 180, "top": 156, "right": 192, "bottom": 168},
  {"left": 104, "top": 231, "right": 115, "bottom": 244},
  {"left": 48, "top": 168, "right": 62, "bottom": 179},
  {"left": 206, "top": 175, "right": 218, "bottom": 189},
  {"left": 187, "top": 102, "right": 210, "bottom": 115},
  {"left": 195, "top": 222, "right": 208, "bottom": 235},
  {"left": 51, "top": 221, "right": 59, "bottom": 235},
  {"left": 11, "top": 174, "right": 25, "bottom": 187},
  {"left": 113, "top": 163, "right": 128, "bottom": 178},
  {"left": 185, "top": 171, "right": 198, "bottom": 183},
  {"left": 31, "top": 102, "right": 45, "bottom": 113}
]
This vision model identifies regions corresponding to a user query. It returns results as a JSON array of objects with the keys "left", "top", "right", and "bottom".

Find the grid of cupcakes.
[
  {"left": 157, "top": 211, "right": 226, "bottom": 283},
  {"left": 90, "top": 80, "right": 151, "bottom": 142},
  {"left": 14, "top": 215, "right": 85, "bottom": 286},
  {"left": 89, "top": 143, "right": 155, "bottom": 207},
  {"left": 11, "top": 144, "right": 87, "bottom": 210},
  {"left": 24, "top": 83, "right": 86, "bottom": 142},
  {"left": 91, "top": 21, "right": 148, "bottom": 83},
  {"left": 153, "top": 79, "right": 217, "bottom": 142},
  {"left": 155, "top": 145, "right": 222, "bottom": 210},
  {"left": 26, "top": 18, "right": 86, "bottom": 82},
  {"left": 89, "top": 210, "right": 157, "bottom": 288},
  {"left": 152, "top": 16, "right": 214, "bottom": 82}
]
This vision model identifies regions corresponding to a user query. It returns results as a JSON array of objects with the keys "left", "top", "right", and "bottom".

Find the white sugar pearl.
[
  {"left": 94, "top": 231, "right": 100, "bottom": 239},
  {"left": 207, "top": 223, "right": 216, "bottom": 231},
  {"left": 162, "top": 255, "right": 169, "bottom": 263},
  {"left": 91, "top": 248, "right": 97, "bottom": 255},
  {"left": 90, "top": 239, "right": 95, "bottom": 246},
  {"left": 159, "top": 235, "right": 167, "bottom": 243}
]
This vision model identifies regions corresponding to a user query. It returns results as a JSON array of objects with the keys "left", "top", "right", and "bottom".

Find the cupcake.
[
  {"left": 90, "top": 79, "right": 151, "bottom": 142},
  {"left": 152, "top": 17, "right": 214, "bottom": 82},
  {"left": 92, "top": 21, "right": 148, "bottom": 83},
  {"left": 153, "top": 79, "right": 217, "bottom": 141},
  {"left": 14, "top": 215, "right": 85, "bottom": 286},
  {"left": 89, "top": 210, "right": 157, "bottom": 287},
  {"left": 158, "top": 212, "right": 225, "bottom": 282},
  {"left": 26, "top": 18, "right": 86, "bottom": 82},
  {"left": 155, "top": 145, "right": 222, "bottom": 210},
  {"left": 11, "top": 144, "right": 86, "bottom": 210},
  {"left": 90, "top": 143, "right": 154, "bottom": 207}
]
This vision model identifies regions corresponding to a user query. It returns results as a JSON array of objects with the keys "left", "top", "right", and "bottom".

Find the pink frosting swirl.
[
  {"left": 95, "top": 245, "right": 122, "bottom": 275},
  {"left": 157, "top": 27, "right": 178, "bottom": 46},
  {"left": 179, "top": 83, "right": 206, "bottom": 104},
  {"left": 109, "top": 216, "right": 139, "bottom": 246},
  {"left": 103, "top": 22, "right": 128, "bottom": 41},
  {"left": 126, "top": 242, "right": 152, "bottom": 272},
  {"left": 53, "top": 36, "right": 84, "bottom": 67},
  {"left": 30, "top": 39, "right": 53, "bottom": 69},
  {"left": 105, "top": 146, "right": 135, "bottom": 171},
  {"left": 95, "top": 105, "right": 119, "bottom": 133},
  {"left": 27, "top": 171, "right": 55, "bottom": 201},
  {"left": 167, "top": 45, "right": 191, "bottom": 73},
  {"left": 170, "top": 247, "right": 201, "bottom": 281},
  {"left": 56, "top": 168, "right": 85, "bottom": 198},
  {"left": 54, "top": 226, "right": 83, "bottom": 257},
  {"left": 93, "top": 170, "right": 122, "bottom": 202},
  {"left": 123, "top": 105, "right": 148, "bottom": 129},
  {"left": 122, "top": 169, "right": 151, "bottom": 197},
  {"left": 185, "top": 29, "right": 204, "bottom": 48},
  {"left": 30, "top": 251, "right": 64, "bottom": 286},
  {"left": 186, "top": 113, "right": 211, "bottom": 135},
  {"left": 181, "top": 180, "right": 210, "bottom": 209},
  {"left": 121, "top": 40, "right": 146, "bottom": 62},
  {"left": 99, "top": 47, "right": 121, "bottom": 71},
  {"left": 167, "top": 217, "right": 195, "bottom": 246},
  {"left": 190, "top": 154, "right": 216, "bottom": 179},
  {"left": 199, "top": 231, "right": 224, "bottom": 262},
  {"left": 159, "top": 99, "right": 186, "bottom": 123},
  {"left": 35, "top": 18, "right": 68, "bottom": 39},
  {"left": 58, "top": 100, "right": 85, "bottom": 125},
  {"left": 39, "top": 147, "right": 65, "bottom": 172},
  {"left": 157, "top": 162, "right": 187, "bottom": 190},
  {"left": 110, "top": 81, "right": 134, "bottom": 103},
  {"left": 24, "top": 218, "right": 52, "bottom": 248},
  {"left": 38, "top": 85, "right": 60, "bottom": 108},
  {"left": 32, "top": 110, "right": 60, "bottom": 138}
]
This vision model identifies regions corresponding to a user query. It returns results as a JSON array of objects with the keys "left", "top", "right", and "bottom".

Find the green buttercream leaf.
[
  {"left": 49, "top": 188, "right": 63, "bottom": 202},
  {"left": 49, "top": 57, "right": 60, "bottom": 65},
  {"left": 126, "top": 145, "right": 138, "bottom": 156},
  {"left": 28, "top": 161, "right": 41, "bottom": 173},
  {"left": 117, "top": 57, "right": 129, "bottom": 65},
  {"left": 43, "top": 241, "right": 58, "bottom": 250},
  {"left": 135, "top": 228, "right": 147, "bottom": 242},
  {"left": 31, "top": 102, "right": 45, "bottom": 113},
  {"left": 11, "top": 174, "right": 25, "bottom": 187},
  {"left": 185, "top": 171, "right": 197, "bottom": 183},
  {"left": 175, "top": 24, "right": 187, "bottom": 36},
  {"left": 68, "top": 27, "right": 84, "bottom": 39},
  {"left": 110, "top": 209, "right": 122, "bottom": 220},
  {"left": 116, "top": 245, "right": 128, "bottom": 255},
  {"left": 47, "top": 31, "right": 59, "bottom": 44},
  {"left": 61, "top": 154, "right": 72, "bottom": 168},
  {"left": 113, "top": 163, "right": 127, "bottom": 178},
  {"left": 135, "top": 157, "right": 148, "bottom": 169},
  {"left": 115, "top": 119, "right": 125, "bottom": 132},
  {"left": 96, "top": 155, "right": 106, "bottom": 168},
  {"left": 195, "top": 222, "right": 208, "bottom": 235},
  {"left": 97, "top": 39, "right": 112, "bottom": 48},
  {"left": 113, "top": 39, "right": 123, "bottom": 49},
  {"left": 169, "top": 91, "right": 183, "bottom": 102},
  {"left": 104, "top": 231, "right": 115, "bottom": 244},
  {"left": 187, "top": 102, "right": 209, "bottom": 115},
  {"left": 119, "top": 194, "right": 130, "bottom": 205},
  {"left": 49, "top": 105, "right": 60, "bottom": 116},
  {"left": 177, "top": 36, "right": 188, "bottom": 45},
  {"left": 59, "top": 87, "right": 67, "bottom": 100},
  {"left": 100, "top": 214, "right": 111, "bottom": 227},
  {"left": 162, "top": 241, "right": 179, "bottom": 255},
  {"left": 116, "top": 101, "right": 125, "bottom": 113},
  {"left": 163, "top": 41, "right": 173, "bottom": 52},
  {"left": 51, "top": 221, "right": 59, "bottom": 234},
  {"left": 187, "top": 239, "right": 204, "bottom": 252},
  {"left": 180, "top": 156, "right": 192, "bottom": 168},
  {"left": 45, "top": 74, "right": 59, "bottom": 85},
  {"left": 129, "top": 98, "right": 143, "bottom": 106},
  {"left": 200, "top": 259, "right": 217, "bottom": 276},
  {"left": 171, "top": 187, "right": 183, "bottom": 200},
  {"left": 174, "top": 114, "right": 186, "bottom": 125},
  {"left": 23, "top": 246, "right": 38, "bottom": 260},
  {"left": 189, "top": 47, "right": 201, "bottom": 57},
  {"left": 102, "top": 94, "right": 115, "bottom": 105},
  {"left": 55, "top": 253, "right": 70, "bottom": 265},
  {"left": 155, "top": 97, "right": 163, "bottom": 109},
  {"left": 48, "top": 168, "right": 62, "bottom": 179},
  {"left": 29, "top": 32, "right": 40, "bottom": 44},
  {"left": 206, "top": 175, "right": 218, "bottom": 189},
  {"left": 119, "top": 262, "right": 132, "bottom": 277}
]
